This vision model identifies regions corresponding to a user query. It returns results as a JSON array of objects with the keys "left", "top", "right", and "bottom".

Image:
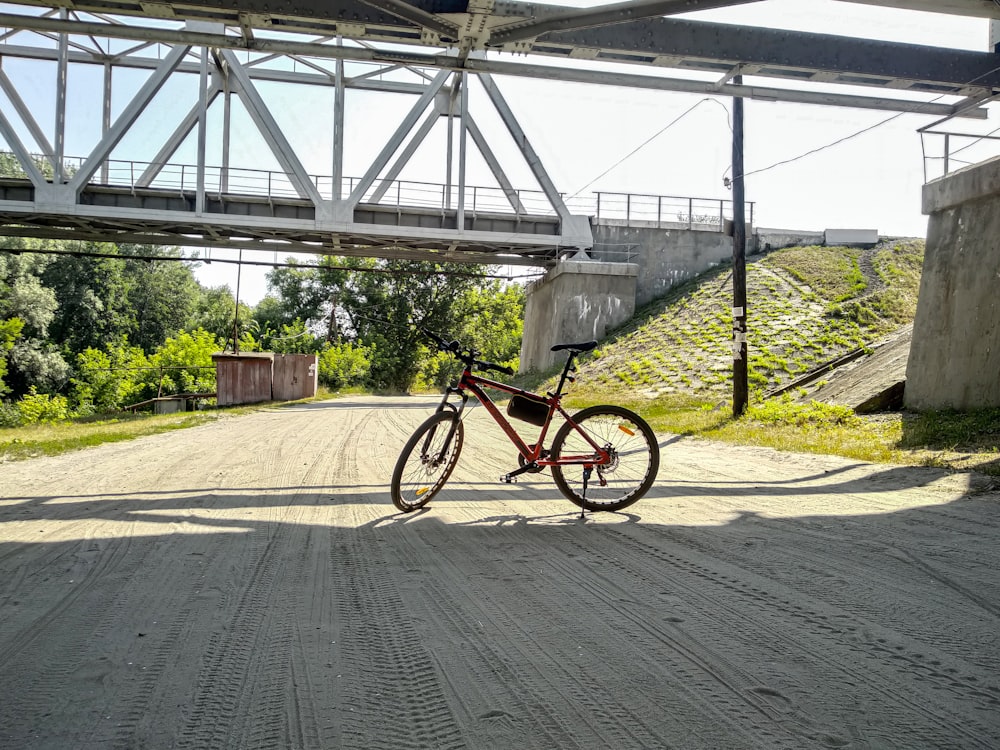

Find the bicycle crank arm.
[{"left": 500, "top": 461, "right": 540, "bottom": 484}]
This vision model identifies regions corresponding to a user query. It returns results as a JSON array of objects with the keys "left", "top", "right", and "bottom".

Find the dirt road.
[{"left": 1, "top": 395, "right": 998, "bottom": 749}]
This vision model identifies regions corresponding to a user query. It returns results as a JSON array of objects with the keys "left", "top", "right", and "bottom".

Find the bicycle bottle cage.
[{"left": 507, "top": 394, "right": 549, "bottom": 427}]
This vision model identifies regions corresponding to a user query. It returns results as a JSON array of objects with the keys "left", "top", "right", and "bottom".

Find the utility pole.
[{"left": 731, "top": 76, "right": 749, "bottom": 417}]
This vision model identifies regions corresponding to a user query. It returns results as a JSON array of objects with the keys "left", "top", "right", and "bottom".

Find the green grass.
[
  {"left": 0, "top": 386, "right": 352, "bottom": 462},
  {"left": 562, "top": 387, "right": 1000, "bottom": 476},
  {"left": 0, "top": 411, "right": 228, "bottom": 461}
]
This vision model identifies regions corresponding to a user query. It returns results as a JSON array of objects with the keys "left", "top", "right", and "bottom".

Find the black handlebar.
[{"left": 421, "top": 328, "right": 515, "bottom": 376}]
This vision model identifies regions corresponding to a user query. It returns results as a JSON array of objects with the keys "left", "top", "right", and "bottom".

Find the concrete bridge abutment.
[
  {"left": 519, "top": 260, "right": 638, "bottom": 373},
  {"left": 905, "top": 156, "right": 1000, "bottom": 410}
]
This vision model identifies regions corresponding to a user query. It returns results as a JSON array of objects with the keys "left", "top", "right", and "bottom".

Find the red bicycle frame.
[{"left": 435, "top": 365, "right": 611, "bottom": 470}]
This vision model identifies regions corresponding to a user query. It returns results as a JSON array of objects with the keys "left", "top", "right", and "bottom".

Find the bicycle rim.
[
  {"left": 551, "top": 405, "right": 659, "bottom": 512},
  {"left": 391, "top": 412, "right": 464, "bottom": 512}
]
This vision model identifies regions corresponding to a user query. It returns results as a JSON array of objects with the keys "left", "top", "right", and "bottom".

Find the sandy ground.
[{"left": 1, "top": 395, "right": 998, "bottom": 750}]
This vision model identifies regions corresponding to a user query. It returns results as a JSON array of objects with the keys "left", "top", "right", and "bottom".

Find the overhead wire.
[
  {"left": 567, "top": 96, "right": 730, "bottom": 200},
  {"left": 731, "top": 63, "right": 1000, "bottom": 183}
]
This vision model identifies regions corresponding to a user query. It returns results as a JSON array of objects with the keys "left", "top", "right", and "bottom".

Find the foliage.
[
  {"left": 0, "top": 317, "right": 24, "bottom": 397},
  {"left": 415, "top": 280, "right": 525, "bottom": 389},
  {"left": 0, "top": 238, "right": 204, "bottom": 400},
  {"left": 117, "top": 245, "right": 201, "bottom": 352},
  {"left": 136, "top": 329, "right": 220, "bottom": 399},
  {"left": 318, "top": 342, "right": 371, "bottom": 389},
  {"left": 744, "top": 399, "right": 861, "bottom": 427},
  {"left": 187, "top": 284, "right": 252, "bottom": 345},
  {"left": 70, "top": 340, "right": 150, "bottom": 412},
  {"left": 260, "top": 319, "right": 323, "bottom": 355},
  {"left": 256, "top": 256, "right": 517, "bottom": 393},
  {"left": 16, "top": 388, "right": 72, "bottom": 425}
]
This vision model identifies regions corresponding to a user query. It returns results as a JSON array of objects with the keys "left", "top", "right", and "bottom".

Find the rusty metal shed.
[
  {"left": 272, "top": 354, "right": 318, "bottom": 402},
  {"left": 212, "top": 352, "right": 274, "bottom": 406}
]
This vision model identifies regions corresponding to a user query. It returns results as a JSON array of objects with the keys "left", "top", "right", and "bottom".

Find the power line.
[
  {"left": 568, "top": 97, "right": 729, "bottom": 199},
  {"left": 733, "top": 64, "right": 1000, "bottom": 183}
]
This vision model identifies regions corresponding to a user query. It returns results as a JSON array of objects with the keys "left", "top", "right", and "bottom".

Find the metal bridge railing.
[
  {"left": 919, "top": 129, "right": 1000, "bottom": 183},
  {"left": 594, "top": 191, "right": 753, "bottom": 233},
  {"left": 1, "top": 152, "right": 752, "bottom": 232}
]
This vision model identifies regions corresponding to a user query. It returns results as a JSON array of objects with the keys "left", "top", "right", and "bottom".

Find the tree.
[
  {"left": 135, "top": 329, "right": 220, "bottom": 400},
  {"left": 338, "top": 260, "right": 495, "bottom": 392},
  {"left": 0, "top": 317, "right": 25, "bottom": 397},
  {"left": 257, "top": 259, "right": 348, "bottom": 335},
  {"left": 187, "top": 284, "right": 252, "bottom": 345},
  {"left": 117, "top": 245, "right": 201, "bottom": 352},
  {"left": 42, "top": 242, "right": 132, "bottom": 354},
  {"left": 0, "top": 240, "right": 69, "bottom": 397},
  {"left": 70, "top": 338, "right": 149, "bottom": 412}
]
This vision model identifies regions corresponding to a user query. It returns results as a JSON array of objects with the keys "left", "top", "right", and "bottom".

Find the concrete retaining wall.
[
  {"left": 589, "top": 223, "right": 732, "bottom": 308},
  {"left": 905, "top": 155, "right": 1000, "bottom": 410},
  {"left": 520, "top": 260, "right": 638, "bottom": 373}
]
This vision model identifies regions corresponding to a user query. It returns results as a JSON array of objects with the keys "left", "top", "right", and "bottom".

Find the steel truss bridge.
[{"left": 0, "top": 0, "right": 997, "bottom": 265}]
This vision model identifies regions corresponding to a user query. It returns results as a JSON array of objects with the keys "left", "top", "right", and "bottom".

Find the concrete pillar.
[
  {"left": 520, "top": 260, "right": 638, "bottom": 373},
  {"left": 905, "top": 155, "right": 1000, "bottom": 410}
]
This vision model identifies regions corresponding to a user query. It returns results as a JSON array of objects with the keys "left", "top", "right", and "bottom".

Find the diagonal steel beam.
[
  {"left": 68, "top": 42, "right": 191, "bottom": 194},
  {"left": 347, "top": 67, "right": 450, "bottom": 207},
  {"left": 221, "top": 48, "right": 324, "bottom": 205},
  {"left": 370, "top": 109, "right": 440, "bottom": 202},
  {"left": 0, "top": 105, "right": 48, "bottom": 188},
  {"left": 465, "top": 115, "right": 526, "bottom": 214},
  {"left": 137, "top": 79, "right": 223, "bottom": 187},
  {"left": 477, "top": 72, "right": 571, "bottom": 223},
  {"left": 491, "top": 0, "right": 763, "bottom": 44},
  {"left": 0, "top": 66, "right": 56, "bottom": 168}
]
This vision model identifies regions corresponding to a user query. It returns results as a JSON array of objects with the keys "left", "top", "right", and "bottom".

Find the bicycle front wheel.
[
  {"left": 391, "top": 411, "right": 464, "bottom": 513},
  {"left": 550, "top": 405, "right": 659, "bottom": 512}
]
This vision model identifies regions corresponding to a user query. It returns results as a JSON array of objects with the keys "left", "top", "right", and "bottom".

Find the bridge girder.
[
  {"left": 0, "top": 0, "right": 996, "bottom": 264},
  {"left": 0, "top": 0, "right": 996, "bottom": 104}
]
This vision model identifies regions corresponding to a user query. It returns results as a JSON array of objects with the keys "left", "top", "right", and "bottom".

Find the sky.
[{"left": 0, "top": 0, "right": 993, "bottom": 303}]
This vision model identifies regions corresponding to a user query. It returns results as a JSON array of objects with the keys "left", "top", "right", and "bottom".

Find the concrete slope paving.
[
  {"left": 1, "top": 395, "right": 998, "bottom": 749},
  {"left": 797, "top": 324, "right": 912, "bottom": 412}
]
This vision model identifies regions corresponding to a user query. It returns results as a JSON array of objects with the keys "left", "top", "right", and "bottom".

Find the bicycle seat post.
[{"left": 553, "top": 351, "right": 577, "bottom": 398}]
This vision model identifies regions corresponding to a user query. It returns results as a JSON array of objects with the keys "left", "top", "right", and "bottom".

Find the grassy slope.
[
  {"left": 554, "top": 240, "right": 999, "bottom": 477},
  {"left": 576, "top": 240, "right": 924, "bottom": 397}
]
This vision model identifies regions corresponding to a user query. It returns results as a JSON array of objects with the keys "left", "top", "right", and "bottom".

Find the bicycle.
[{"left": 390, "top": 329, "right": 660, "bottom": 516}]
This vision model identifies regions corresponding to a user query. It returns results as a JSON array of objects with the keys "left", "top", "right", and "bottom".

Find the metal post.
[
  {"left": 196, "top": 44, "right": 208, "bottom": 214},
  {"left": 445, "top": 74, "right": 457, "bottom": 210},
  {"left": 101, "top": 62, "right": 112, "bottom": 183},
  {"left": 222, "top": 79, "right": 231, "bottom": 193},
  {"left": 54, "top": 8, "right": 68, "bottom": 184},
  {"left": 232, "top": 248, "right": 243, "bottom": 354},
  {"left": 688, "top": 197, "right": 693, "bottom": 230},
  {"left": 731, "top": 75, "right": 748, "bottom": 418},
  {"left": 332, "top": 39, "right": 345, "bottom": 200},
  {"left": 943, "top": 134, "right": 950, "bottom": 176},
  {"left": 457, "top": 72, "right": 468, "bottom": 231}
]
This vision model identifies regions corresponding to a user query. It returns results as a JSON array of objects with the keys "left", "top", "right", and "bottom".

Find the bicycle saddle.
[{"left": 550, "top": 340, "right": 598, "bottom": 353}]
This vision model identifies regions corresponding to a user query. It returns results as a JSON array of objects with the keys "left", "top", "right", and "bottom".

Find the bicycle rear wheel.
[
  {"left": 391, "top": 411, "right": 464, "bottom": 512},
  {"left": 550, "top": 405, "right": 659, "bottom": 512}
]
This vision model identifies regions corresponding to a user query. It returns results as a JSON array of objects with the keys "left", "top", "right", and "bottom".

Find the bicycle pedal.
[{"left": 499, "top": 474, "right": 517, "bottom": 484}]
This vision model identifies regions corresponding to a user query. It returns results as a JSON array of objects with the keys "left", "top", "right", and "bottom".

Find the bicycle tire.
[
  {"left": 550, "top": 405, "right": 659, "bottom": 512},
  {"left": 390, "top": 411, "right": 464, "bottom": 513}
]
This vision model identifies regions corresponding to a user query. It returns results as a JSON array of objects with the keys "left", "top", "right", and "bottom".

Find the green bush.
[
  {"left": 318, "top": 342, "right": 371, "bottom": 390},
  {"left": 17, "top": 388, "right": 71, "bottom": 424},
  {"left": 0, "top": 401, "right": 21, "bottom": 427}
]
